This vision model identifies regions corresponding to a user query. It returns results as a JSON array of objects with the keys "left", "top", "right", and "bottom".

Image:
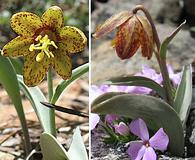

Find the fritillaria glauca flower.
[
  {"left": 2, "top": 6, "right": 87, "bottom": 86},
  {"left": 127, "top": 118, "right": 169, "bottom": 160},
  {"left": 93, "top": 11, "right": 153, "bottom": 59}
]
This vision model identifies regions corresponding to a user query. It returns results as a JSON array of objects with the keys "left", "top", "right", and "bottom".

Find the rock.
[
  {"left": 91, "top": 128, "right": 130, "bottom": 160},
  {"left": 0, "top": 151, "right": 15, "bottom": 160},
  {"left": 150, "top": 0, "right": 182, "bottom": 23}
]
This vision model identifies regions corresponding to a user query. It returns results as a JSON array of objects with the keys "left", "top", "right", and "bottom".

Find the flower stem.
[
  {"left": 132, "top": 5, "right": 174, "bottom": 105},
  {"left": 48, "top": 68, "right": 53, "bottom": 102},
  {"left": 47, "top": 68, "right": 56, "bottom": 136}
]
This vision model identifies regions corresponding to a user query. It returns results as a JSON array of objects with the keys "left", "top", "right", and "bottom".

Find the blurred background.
[
  {"left": 91, "top": 0, "right": 195, "bottom": 84},
  {"left": 0, "top": 0, "right": 89, "bottom": 159}
]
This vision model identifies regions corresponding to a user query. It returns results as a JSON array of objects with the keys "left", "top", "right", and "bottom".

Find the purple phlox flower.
[
  {"left": 130, "top": 65, "right": 162, "bottom": 94},
  {"left": 167, "top": 65, "right": 181, "bottom": 86},
  {"left": 135, "top": 65, "right": 162, "bottom": 84},
  {"left": 105, "top": 114, "right": 120, "bottom": 124},
  {"left": 127, "top": 118, "right": 169, "bottom": 160},
  {"left": 90, "top": 113, "right": 100, "bottom": 130},
  {"left": 90, "top": 85, "right": 105, "bottom": 103},
  {"left": 113, "top": 122, "right": 130, "bottom": 135}
]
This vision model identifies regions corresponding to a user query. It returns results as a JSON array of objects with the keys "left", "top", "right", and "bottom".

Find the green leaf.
[
  {"left": 92, "top": 93, "right": 184, "bottom": 156},
  {"left": 17, "top": 75, "right": 56, "bottom": 135},
  {"left": 51, "top": 63, "right": 89, "bottom": 104},
  {"left": 9, "top": 57, "right": 23, "bottom": 75},
  {"left": 105, "top": 76, "right": 166, "bottom": 99},
  {"left": 0, "top": 55, "right": 31, "bottom": 153},
  {"left": 173, "top": 65, "right": 192, "bottom": 125},
  {"left": 40, "top": 133, "right": 69, "bottom": 160},
  {"left": 68, "top": 127, "right": 88, "bottom": 160},
  {"left": 92, "top": 92, "right": 127, "bottom": 107},
  {"left": 160, "top": 20, "right": 186, "bottom": 59}
]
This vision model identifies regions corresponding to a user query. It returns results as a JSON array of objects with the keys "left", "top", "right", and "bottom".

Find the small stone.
[{"left": 58, "top": 127, "right": 71, "bottom": 133}]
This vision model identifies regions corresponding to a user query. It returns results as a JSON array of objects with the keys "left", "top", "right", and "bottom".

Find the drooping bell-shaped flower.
[{"left": 93, "top": 11, "right": 154, "bottom": 60}]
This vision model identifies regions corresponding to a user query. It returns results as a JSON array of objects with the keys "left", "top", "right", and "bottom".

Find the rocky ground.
[{"left": 91, "top": 0, "right": 195, "bottom": 159}]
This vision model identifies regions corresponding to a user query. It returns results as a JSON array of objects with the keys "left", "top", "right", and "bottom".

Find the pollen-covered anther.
[{"left": 29, "top": 34, "right": 58, "bottom": 62}]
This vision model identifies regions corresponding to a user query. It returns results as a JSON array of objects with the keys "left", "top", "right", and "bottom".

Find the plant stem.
[
  {"left": 47, "top": 68, "right": 56, "bottom": 136},
  {"left": 132, "top": 5, "right": 174, "bottom": 105},
  {"left": 48, "top": 68, "right": 53, "bottom": 102}
]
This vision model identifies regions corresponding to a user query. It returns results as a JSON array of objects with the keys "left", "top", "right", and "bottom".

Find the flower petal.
[
  {"left": 53, "top": 49, "right": 72, "bottom": 80},
  {"left": 93, "top": 11, "right": 132, "bottom": 39},
  {"left": 142, "top": 147, "right": 156, "bottom": 160},
  {"left": 137, "top": 15, "right": 153, "bottom": 59},
  {"left": 42, "top": 6, "right": 64, "bottom": 31},
  {"left": 149, "top": 128, "right": 169, "bottom": 151},
  {"left": 127, "top": 141, "right": 143, "bottom": 160},
  {"left": 129, "top": 118, "right": 149, "bottom": 141},
  {"left": 90, "top": 113, "right": 100, "bottom": 130},
  {"left": 115, "top": 16, "right": 141, "bottom": 59},
  {"left": 23, "top": 53, "right": 51, "bottom": 86},
  {"left": 114, "top": 122, "right": 129, "bottom": 135},
  {"left": 11, "top": 12, "right": 42, "bottom": 36},
  {"left": 59, "top": 26, "right": 87, "bottom": 53},
  {"left": 105, "top": 114, "right": 120, "bottom": 124},
  {"left": 2, "top": 36, "right": 33, "bottom": 57}
]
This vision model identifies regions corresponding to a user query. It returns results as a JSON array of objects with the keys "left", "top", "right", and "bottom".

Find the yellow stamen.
[
  {"left": 36, "top": 51, "right": 45, "bottom": 62},
  {"left": 29, "top": 35, "right": 58, "bottom": 62}
]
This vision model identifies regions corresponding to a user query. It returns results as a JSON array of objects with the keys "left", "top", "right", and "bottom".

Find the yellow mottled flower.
[{"left": 2, "top": 6, "right": 87, "bottom": 86}]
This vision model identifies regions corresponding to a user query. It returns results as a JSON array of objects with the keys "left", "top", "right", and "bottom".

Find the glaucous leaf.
[
  {"left": 105, "top": 76, "right": 166, "bottom": 99},
  {"left": 160, "top": 21, "right": 186, "bottom": 59},
  {"left": 173, "top": 65, "right": 192, "bottom": 125},
  {"left": 40, "top": 133, "right": 69, "bottom": 160},
  {"left": 68, "top": 127, "right": 88, "bottom": 160},
  {"left": 51, "top": 63, "right": 89, "bottom": 104},
  {"left": 0, "top": 55, "right": 31, "bottom": 153},
  {"left": 17, "top": 75, "right": 56, "bottom": 135}
]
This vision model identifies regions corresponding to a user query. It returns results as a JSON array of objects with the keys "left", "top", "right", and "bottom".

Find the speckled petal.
[
  {"left": 2, "top": 36, "right": 33, "bottom": 57},
  {"left": 11, "top": 12, "right": 42, "bottom": 36},
  {"left": 59, "top": 26, "right": 87, "bottom": 53},
  {"left": 41, "top": 6, "right": 64, "bottom": 31},
  {"left": 137, "top": 15, "right": 153, "bottom": 59},
  {"left": 53, "top": 47, "right": 72, "bottom": 80},
  {"left": 115, "top": 16, "right": 141, "bottom": 59},
  {"left": 23, "top": 53, "right": 51, "bottom": 87},
  {"left": 93, "top": 11, "right": 132, "bottom": 39}
]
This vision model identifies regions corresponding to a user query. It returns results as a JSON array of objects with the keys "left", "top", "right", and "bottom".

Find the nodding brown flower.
[
  {"left": 2, "top": 6, "right": 87, "bottom": 87},
  {"left": 93, "top": 11, "right": 153, "bottom": 60}
]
